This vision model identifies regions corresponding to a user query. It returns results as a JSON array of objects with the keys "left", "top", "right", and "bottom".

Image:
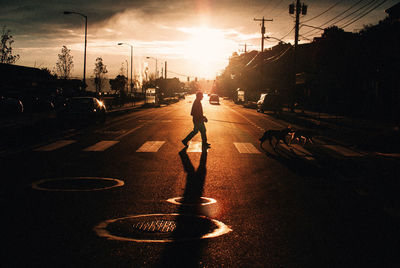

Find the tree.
[
  {"left": 1, "top": 26, "right": 20, "bottom": 64},
  {"left": 94, "top": 57, "right": 108, "bottom": 93},
  {"left": 109, "top": 75, "right": 127, "bottom": 95},
  {"left": 56, "top": 46, "right": 74, "bottom": 79}
]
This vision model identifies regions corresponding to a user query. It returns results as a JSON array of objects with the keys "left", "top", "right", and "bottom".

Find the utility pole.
[
  {"left": 254, "top": 17, "right": 273, "bottom": 52},
  {"left": 164, "top": 61, "right": 167, "bottom": 79},
  {"left": 289, "top": 0, "right": 307, "bottom": 111},
  {"left": 239, "top": 43, "right": 253, "bottom": 53}
]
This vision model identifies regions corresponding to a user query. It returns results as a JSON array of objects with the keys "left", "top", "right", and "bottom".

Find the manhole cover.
[
  {"left": 166, "top": 197, "right": 217, "bottom": 206},
  {"left": 32, "top": 177, "right": 124, "bottom": 191},
  {"left": 134, "top": 220, "right": 177, "bottom": 233},
  {"left": 94, "top": 213, "right": 232, "bottom": 242}
]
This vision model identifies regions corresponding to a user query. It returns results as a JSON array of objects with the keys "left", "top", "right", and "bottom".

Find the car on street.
[
  {"left": 57, "top": 97, "right": 106, "bottom": 125},
  {"left": 0, "top": 96, "right": 24, "bottom": 115},
  {"left": 257, "top": 93, "right": 282, "bottom": 113},
  {"left": 209, "top": 94, "right": 220, "bottom": 105}
]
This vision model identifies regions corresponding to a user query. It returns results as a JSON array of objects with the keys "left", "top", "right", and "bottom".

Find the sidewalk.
[{"left": 276, "top": 108, "right": 400, "bottom": 155}]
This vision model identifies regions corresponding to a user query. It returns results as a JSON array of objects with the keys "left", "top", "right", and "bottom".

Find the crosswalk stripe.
[
  {"left": 83, "top": 141, "right": 119, "bottom": 151},
  {"left": 34, "top": 140, "right": 76, "bottom": 151},
  {"left": 234, "top": 142, "right": 261, "bottom": 154},
  {"left": 322, "top": 145, "right": 363, "bottom": 157},
  {"left": 136, "top": 141, "right": 165, "bottom": 152},
  {"left": 186, "top": 141, "right": 205, "bottom": 152}
]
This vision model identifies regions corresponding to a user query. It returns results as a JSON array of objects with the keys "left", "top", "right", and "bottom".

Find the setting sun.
[{"left": 181, "top": 27, "right": 234, "bottom": 78}]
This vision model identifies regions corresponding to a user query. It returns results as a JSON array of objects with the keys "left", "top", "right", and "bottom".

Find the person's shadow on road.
[
  {"left": 179, "top": 147, "right": 207, "bottom": 209},
  {"left": 158, "top": 148, "right": 209, "bottom": 267}
]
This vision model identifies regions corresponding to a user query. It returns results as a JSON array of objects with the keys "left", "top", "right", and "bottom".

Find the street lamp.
[
  {"left": 146, "top": 56, "right": 158, "bottom": 79},
  {"left": 118, "top": 43, "right": 134, "bottom": 93},
  {"left": 64, "top": 11, "right": 87, "bottom": 89}
]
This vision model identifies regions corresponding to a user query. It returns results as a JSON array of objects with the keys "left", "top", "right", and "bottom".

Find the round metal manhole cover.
[
  {"left": 31, "top": 177, "right": 124, "bottom": 191},
  {"left": 166, "top": 197, "right": 217, "bottom": 206},
  {"left": 94, "top": 213, "right": 232, "bottom": 242}
]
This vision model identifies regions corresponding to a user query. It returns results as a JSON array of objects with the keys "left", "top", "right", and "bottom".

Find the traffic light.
[
  {"left": 289, "top": 3, "right": 295, "bottom": 14},
  {"left": 302, "top": 4, "right": 308, "bottom": 15}
]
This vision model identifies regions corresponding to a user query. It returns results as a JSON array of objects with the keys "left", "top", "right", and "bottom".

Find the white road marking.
[
  {"left": 83, "top": 141, "right": 119, "bottom": 151},
  {"left": 322, "top": 145, "right": 363, "bottom": 157},
  {"left": 186, "top": 141, "right": 206, "bottom": 152},
  {"left": 34, "top": 140, "right": 76, "bottom": 151},
  {"left": 227, "top": 105, "right": 284, "bottom": 130},
  {"left": 136, "top": 141, "right": 166, "bottom": 152},
  {"left": 115, "top": 125, "right": 143, "bottom": 140},
  {"left": 234, "top": 142, "right": 261, "bottom": 154}
]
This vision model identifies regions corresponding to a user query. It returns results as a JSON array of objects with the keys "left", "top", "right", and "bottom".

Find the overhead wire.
[
  {"left": 301, "top": 0, "right": 367, "bottom": 36},
  {"left": 279, "top": 26, "right": 295, "bottom": 40},
  {"left": 340, "top": 0, "right": 389, "bottom": 28},
  {"left": 302, "top": 0, "right": 344, "bottom": 23},
  {"left": 329, "top": 0, "right": 379, "bottom": 27},
  {"left": 269, "top": 46, "right": 292, "bottom": 62},
  {"left": 256, "top": 0, "right": 274, "bottom": 17}
]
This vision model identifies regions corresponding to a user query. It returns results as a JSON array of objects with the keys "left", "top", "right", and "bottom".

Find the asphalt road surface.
[{"left": 3, "top": 94, "right": 399, "bottom": 267}]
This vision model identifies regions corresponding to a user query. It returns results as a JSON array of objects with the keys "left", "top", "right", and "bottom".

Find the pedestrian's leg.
[
  {"left": 199, "top": 123, "right": 209, "bottom": 146},
  {"left": 182, "top": 124, "right": 199, "bottom": 146}
]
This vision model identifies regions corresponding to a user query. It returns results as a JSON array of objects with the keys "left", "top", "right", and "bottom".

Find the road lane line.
[
  {"left": 226, "top": 105, "right": 284, "bottom": 129},
  {"left": 234, "top": 142, "right": 261, "bottom": 154},
  {"left": 83, "top": 141, "right": 119, "bottom": 151},
  {"left": 115, "top": 125, "right": 143, "bottom": 140},
  {"left": 136, "top": 141, "right": 166, "bottom": 152},
  {"left": 34, "top": 140, "right": 76, "bottom": 151}
]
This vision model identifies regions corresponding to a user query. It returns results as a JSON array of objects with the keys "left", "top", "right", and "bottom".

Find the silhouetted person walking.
[{"left": 182, "top": 92, "right": 210, "bottom": 148}]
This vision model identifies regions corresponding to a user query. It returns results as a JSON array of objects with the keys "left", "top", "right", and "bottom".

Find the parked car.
[
  {"left": 58, "top": 97, "right": 106, "bottom": 124},
  {"left": 257, "top": 93, "right": 282, "bottom": 113},
  {"left": 209, "top": 94, "right": 220, "bottom": 105},
  {"left": 0, "top": 96, "right": 24, "bottom": 115},
  {"left": 32, "top": 97, "right": 55, "bottom": 112}
]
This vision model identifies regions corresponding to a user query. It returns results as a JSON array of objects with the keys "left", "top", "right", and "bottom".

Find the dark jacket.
[{"left": 191, "top": 99, "right": 204, "bottom": 123}]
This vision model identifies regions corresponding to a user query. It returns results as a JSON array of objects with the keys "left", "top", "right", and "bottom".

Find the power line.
[
  {"left": 302, "top": 0, "right": 344, "bottom": 23},
  {"left": 301, "top": 0, "right": 366, "bottom": 36},
  {"left": 256, "top": 0, "right": 273, "bottom": 17},
  {"left": 279, "top": 26, "right": 295, "bottom": 40},
  {"left": 269, "top": 46, "right": 292, "bottom": 62},
  {"left": 331, "top": 0, "right": 379, "bottom": 27},
  {"left": 340, "top": 0, "right": 389, "bottom": 29},
  {"left": 303, "top": 0, "right": 381, "bottom": 37}
]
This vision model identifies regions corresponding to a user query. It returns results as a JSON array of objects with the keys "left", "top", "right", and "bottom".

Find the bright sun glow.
[{"left": 181, "top": 27, "right": 232, "bottom": 78}]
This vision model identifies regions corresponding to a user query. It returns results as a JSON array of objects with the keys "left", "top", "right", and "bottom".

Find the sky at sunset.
[{"left": 1, "top": 0, "right": 397, "bottom": 82}]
